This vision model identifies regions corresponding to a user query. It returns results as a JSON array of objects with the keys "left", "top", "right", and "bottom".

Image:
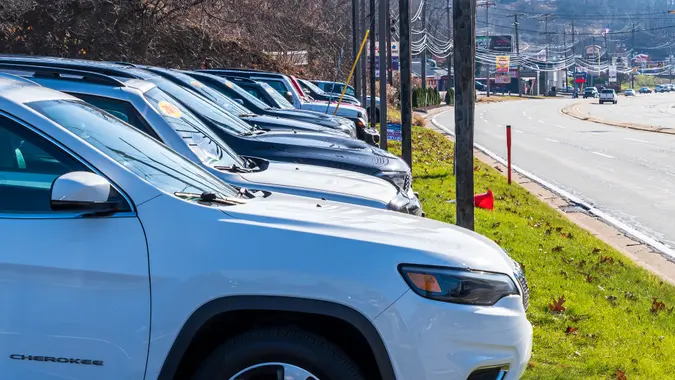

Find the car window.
[
  {"left": 67, "top": 93, "right": 161, "bottom": 140},
  {"left": 299, "top": 80, "right": 325, "bottom": 95},
  {"left": 28, "top": 99, "right": 238, "bottom": 198},
  {"left": 601, "top": 89, "right": 614, "bottom": 94},
  {"left": 166, "top": 71, "right": 254, "bottom": 116},
  {"left": 259, "top": 82, "right": 294, "bottom": 109},
  {"left": 142, "top": 88, "right": 246, "bottom": 168},
  {"left": 201, "top": 76, "right": 271, "bottom": 110},
  {"left": 144, "top": 78, "right": 254, "bottom": 135},
  {"left": 0, "top": 115, "right": 124, "bottom": 213},
  {"left": 259, "top": 79, "right": 288, "bottom": 96}
]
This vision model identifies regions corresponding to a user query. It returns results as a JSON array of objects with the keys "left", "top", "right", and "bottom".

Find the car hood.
[
  {"left": 221, "top": 194, "right": 515, "bottom": 274},
  {"left": 242, "top": 114, "right": 344, "bottom": 135},
  {"left": 250, "top": 130, "right": 370, "bottom": 149},
  {"left": 239, "top": 161, "right": 398, "bottom": 203},
  {"left": 301, "top": 102, "right": 363, "bottom": 117}
]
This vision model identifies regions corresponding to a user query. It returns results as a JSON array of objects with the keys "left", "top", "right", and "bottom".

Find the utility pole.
[
  {"left": 421, "top": 0, "right": 427, "bottom": 95},
  {"left": 386, "top": 1, "right": 393, "bottom": 85},
  {"left": 632, "top": 23, "right": 636, "bottom": 89},
  {"left": 379, "top": 0, "right": 388, "bottom": 149},
  {"left": 353, "top": 0, "right": 361, "bottom": 99},
  {"left": 447, "top": 0, "right": 452, "bottom": 92},
  {"left": 369, "top": 0, "right": 377, "bottom": 127},
  {"left": 515, "top": 13, "right": 521, "bottom": 96},
  {"left": 453, "top": 0, "right": 477, "bottom": 230},
  {"left": 545, "top": 14, "right": 550, "bottom": 63},
  {"left": 563, "top": 27, "right": 568, "bottom": 89},
  {"left": 360, "top": 0, "right": 367, "bottom": 106},
  {"left": 399, "top": 0, "right": 412, "bottom": 169}
]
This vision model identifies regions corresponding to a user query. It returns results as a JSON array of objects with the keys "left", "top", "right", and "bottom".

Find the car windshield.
[
  {"left": 196, "top": 74, "right": 271, "bottom": 110},
  {"left": 143, "top": 87, "right": 246, "bottom": 168},
  {"left": 260, "top": 82, "right": 294, "bottom": 109},
  {"left": 300, "top": 79, "right": 326, "bottom": 95},
  {"left": 28, "top": 98, "right": 238, "bottom": 198},
  {"left": 166, "top": 71, "right": 254, "bottom": 116},
  {"left": 145, "top": 76, "right": 254, "bottom": 135},
  {"left": 601, "top": 89, "right": 613, "bottom": 93}
]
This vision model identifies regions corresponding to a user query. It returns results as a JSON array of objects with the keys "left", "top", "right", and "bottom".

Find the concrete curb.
[
  {"left": 421, "top": 109, "right": 675, "bottom": 285},
  {"left": 561, "top": 102, "right": 675, "bottom": 135}
]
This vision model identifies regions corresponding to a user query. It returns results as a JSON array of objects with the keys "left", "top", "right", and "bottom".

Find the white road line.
[
  {"left": 495, "top": 124, "right": 504, "bottom": 128},
  {"left": 555, "top": 125, "right": 566, "bottom": 129},
  {"left": 545, "top": 138, "right": 559, "bottom": 143},
  {"left": 522, "top": 111, "right": 527, "bottom": 116},
  {"left": 538, "top": 120, "right": 545, "bottom": 124},
  {"left": 514, "top": 129, "right": 525, "bottom": 134},
  {"left": 592, "top": 151, "right": 615, "bottom": 159},
  {"left": 624, "top": 137, "right": 650, "bottom": 143},
  {"left": 590, "top": 132, "right": 603, "bottom": 135},
  {"left": 527, "top": 116, "right": 533, "bottom": 120}
]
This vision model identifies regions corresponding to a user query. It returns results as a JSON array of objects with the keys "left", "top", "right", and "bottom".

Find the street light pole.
[
  {"left": 399, "top": 0, "right": 413, "bottom": 168},
  {"left": 379, "top": 0, "right": 388, "bottom": 149}
]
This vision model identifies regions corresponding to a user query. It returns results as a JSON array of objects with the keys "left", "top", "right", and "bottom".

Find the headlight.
[
  {"left": 387, "top": 192, "right": 423, "bottom": 215},
  {"left": 399, "top": 265, "right": 519, "bottom": 306},
  {"left": 378, "top": 171, "right": 410, "bottom": 191},
  {"left": 354, "top": 117, "right": 367, "bottom": 129}
]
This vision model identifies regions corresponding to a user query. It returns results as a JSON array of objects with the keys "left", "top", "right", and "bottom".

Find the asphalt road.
[
  {"left": 574, "top": 92, "right": 675, "bottom": 129},
  {"left": 434, "top": 97, "right": 675, "bottom": 249}
]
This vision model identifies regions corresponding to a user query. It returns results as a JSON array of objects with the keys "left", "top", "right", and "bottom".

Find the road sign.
[
  {"left": 495, "top": 73, "right": 511, "bottom": 84},
  {"left": 574, "top": 72, "right": 587, "bottom": 83},
  {"left": 496, "top": 56, "right": 510, "bottom": 73},
  {"left": 387, "top": 123, "right": 402, "bottom": 141},
  {"left": 477, "top": 35, "right": 513, "bottom": 52}
]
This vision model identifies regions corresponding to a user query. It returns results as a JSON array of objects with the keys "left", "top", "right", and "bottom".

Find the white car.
[
  {"left": 0, "top": 78, "right": 532, "bottom": 379},
  {"left": 599, "top": 89, "right": 618, "bottom": 104}
]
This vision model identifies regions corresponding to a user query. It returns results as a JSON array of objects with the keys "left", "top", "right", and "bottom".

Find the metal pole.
[
  {"left": 379, "top": 0, "right": 388, "bottom": 149},
  {"left": 506, "top": 125, "right": 512, "bottom": 185},
  {"left": 369, "top": 0, "right": 377, "bottom": 128},
  {"left": 353, "top": 0, "right": 361, "bottom": 99},
  {"left": 335, "top": 31, "right": 371, "bottom": 115},
  {"left": 421, "top": 0, "right": 427, "bottom": 98},
  {"left": 447, "top": 0, "right": 452, "bottom": 93},
  {"left": 386, "top": 0, "right": 393, "bottom": 85},
  {"left": 453, "top": 0, "right": 476, "bottom": 230},
  {"left": 632, "top": 23, "right": 635, "bottom": 89},
  {"left": 360, "top": 0, "right": 367, "bottom": 106},
  {"left": 515, "top": 14, "right": 521, "bottom": 97},
  {"left": 399, "top": 0, "right": 413, "bottom": 168}
]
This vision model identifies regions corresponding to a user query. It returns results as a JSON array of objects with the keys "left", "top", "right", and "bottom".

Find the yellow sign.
[
  {"left": 157, "top": 101, "right": 182, "bottom": 118},
  {"left": 496, "top": 55, "right": 510, "bottom": 73}
]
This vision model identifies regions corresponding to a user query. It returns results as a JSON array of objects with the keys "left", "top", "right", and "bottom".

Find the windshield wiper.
[
  {"left": 174, "top": 191, "right": 247, "bottom": 205},
  {"left": 240, "top": 113, "right": 259, "bottom": 117},
  {"left": 240, "top": 129, "right": 266, "bottom": 136},
  {"left": 214, "top": 164, "right": 253, "bottom": 173}
]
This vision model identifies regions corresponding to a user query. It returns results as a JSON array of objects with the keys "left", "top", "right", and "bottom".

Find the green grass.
[{"left": 390, "top": 127, "right": 675, "bottom": 379}]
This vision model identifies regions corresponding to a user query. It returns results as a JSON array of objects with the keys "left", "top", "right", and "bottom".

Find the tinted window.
[
  {"left": 143, "top": 88, "right": 245, "bottom": 168},
  {"left": 67, "top": 93, "right": 160, "bottom": 140},
  {"left": 164, "top": 71, "right": 253, "bottom": 116},
  {"left": 0, "top": 116, "right": 88, "bottom": 212},
  {"left": 601, "top": 89, "right": 614, "bottom": 94},
  {"left": 259, "top": 82, "right": 294, "bottom": 109},
  {"left": 28, "top": 99, "right": 238, "bottom": 198},
  {"left": 260, "top": 79, "right": 288, "bottom": 95},
  {"left": 300, "top": 80, "right": 325, "bottom": 95}
]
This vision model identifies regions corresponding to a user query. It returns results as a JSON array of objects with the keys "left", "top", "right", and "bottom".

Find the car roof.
[
  {"left": 201, "top": 69, "right": 287, "bottom": 79},
  {"left": 0, "top": 77, "right": 76, "bottom": 104}
]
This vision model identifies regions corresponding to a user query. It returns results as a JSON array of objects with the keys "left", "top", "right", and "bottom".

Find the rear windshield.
[{"left": 601, "top": 89, "right": 614, "bottom": 94}]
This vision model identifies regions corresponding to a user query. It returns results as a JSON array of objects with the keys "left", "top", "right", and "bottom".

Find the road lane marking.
[
  {"left": 555, "top": 125, "right": 566, "bottom": 129},
  {"left": 514, "top": 129, "right": 524, "bottom": 134},
  {"left": 545, "top": 138, "right": 559, "bottom": 143},
  {"left": 592, "top": 151, "right": 615, "bottom": 159},
  {"left": 495, "top": 124, "right": 504, "bottom": 128},
  {"left": 522, "top": 111, "right": 527, "bottom": 116},
  {"left": 624, "top": 137, "right": 650, "bottom": 143},
  {"left": 538, "top": 120, "right": 545, "bottom": 124},
  {"left": 589, "top": 132, "right": 603, "bottom": 135},
  {"left": 527, "top": 116, "right": 533, "bottom": 120}
]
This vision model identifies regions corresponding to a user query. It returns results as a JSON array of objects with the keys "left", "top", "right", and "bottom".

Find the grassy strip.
[{"left": 390, "top": 127, "right": 675, "bottom": 379}]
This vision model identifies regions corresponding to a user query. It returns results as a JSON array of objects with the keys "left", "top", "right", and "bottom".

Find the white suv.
[
  {"left": 599, "top": 88, "right": 618, "bottom": 104},
  {"left": 0, "top": 78, "right": 532, "bottom": 380}
]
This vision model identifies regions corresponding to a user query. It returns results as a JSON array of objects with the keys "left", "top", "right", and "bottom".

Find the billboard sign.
[
  {"left": 477, "top": 35, "right": 513, "bottom": 52},
  {"left": 585, "top": 45, "right": 601, "bottom": 59},
  {"left": 495, "top": 74, "right": 511, "bottom": 84},
  {"left": 574, "top": 72, "right": 587, "bottom": 83},
  {"left": 496, "top": 56, "right": 510, "bottom": 73}
]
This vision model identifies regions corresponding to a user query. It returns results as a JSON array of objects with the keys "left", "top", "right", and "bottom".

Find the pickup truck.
[{"left": 599, "top": 89, "right": 618, "bottom": 104}]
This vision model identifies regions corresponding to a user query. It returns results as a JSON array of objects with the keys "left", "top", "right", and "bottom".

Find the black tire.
[{"left": 191, "top": 327, "right": 366, "bottom": 380}]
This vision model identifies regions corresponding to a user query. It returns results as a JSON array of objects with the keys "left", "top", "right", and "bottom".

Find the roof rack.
[
  {"left": 0, "top": 63, "right": 127, "bottom": 87},
  {"left": 0, "top": 57, "right": 138, "bottom": 79}
]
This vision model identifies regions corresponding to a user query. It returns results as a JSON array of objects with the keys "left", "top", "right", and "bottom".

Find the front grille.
[
  {"left": 467, "top": 367, "right": 508, "bottom": 380},
  {"left": 514, "top": 264, "right": 530, "bottom": 310},
  {"left": 403, "top": 173, "right": 412, "bottom": 191}
]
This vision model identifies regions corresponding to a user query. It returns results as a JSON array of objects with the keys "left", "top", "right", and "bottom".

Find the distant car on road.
[
  {"left": 639, "top": 87, "right": 652, "bottom": 94},
  {"left": 583, "top": 87, "right": 599, "bottom": 98},
  {"left": 599, "top": 89, "right": 618, "bottom": 104},
  {"left": 624, "top": 89, "right": 636, "bottom": 96},
  {"left": 655, "top": 85, "right": 668, "bottom": 93}
]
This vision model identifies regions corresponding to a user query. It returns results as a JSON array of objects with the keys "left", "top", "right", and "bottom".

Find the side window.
[
  {"left": 245, "top": 88, "right": 268, "bottom": 102},
  {"left": 0, "top": 116, "right": 89, "bottom": 213},
  {"left": 67, "top": 93, "right": 161, "bottom": 140},
  {"left": 260, "top": 79, "right": 288, "bottom": 95}
]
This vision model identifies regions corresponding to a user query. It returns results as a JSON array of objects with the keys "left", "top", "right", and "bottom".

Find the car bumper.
[{"left": 374, "top": 291, "right": 532, "bottom": 380}]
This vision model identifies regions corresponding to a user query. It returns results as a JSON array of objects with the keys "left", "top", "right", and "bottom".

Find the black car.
[
  {"left": 183, "top": 71, "right": 357, "bottom": 137},
  {"left": 0, "top": 56, "right": 413, "bottom": 192},
  {"left": 296, "top": 78, "right": 361, "bottom": 106},
  {"left": 120, "top": 64, "right": 351, "bottom": 137}
]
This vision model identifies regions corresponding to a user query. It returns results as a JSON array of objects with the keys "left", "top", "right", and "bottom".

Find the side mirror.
[
  {"left": 285, "top": 91, "right": 293, "bottom": 102},
  {"left": 51, "top": 172, "right": 120, "bottom": 216},
  {"left": 234, "top": 98, "right": 245, "bottom": 105}
]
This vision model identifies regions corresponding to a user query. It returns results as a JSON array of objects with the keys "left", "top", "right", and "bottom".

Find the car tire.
[
  {"left": 191, "top": 327, "right": 366, "bottom": 380},
  {"left": 599, "top": 101, "right": 603, "bottom": 104}
]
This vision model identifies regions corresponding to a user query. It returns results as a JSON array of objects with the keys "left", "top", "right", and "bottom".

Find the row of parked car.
[{"left": 0, "top": 55, "right": 532, "bottom": 380}]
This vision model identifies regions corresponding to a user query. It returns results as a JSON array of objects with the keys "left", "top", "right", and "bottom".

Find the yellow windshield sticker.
[
  {"left": 225, "top": 80, "right": 233, "bottom": 88},
  {"left": 158, "top": 101, "right": 182, "bottom": 118},
  {"left": 190, "top": 80, "right": 203, "bottom": 88}
]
